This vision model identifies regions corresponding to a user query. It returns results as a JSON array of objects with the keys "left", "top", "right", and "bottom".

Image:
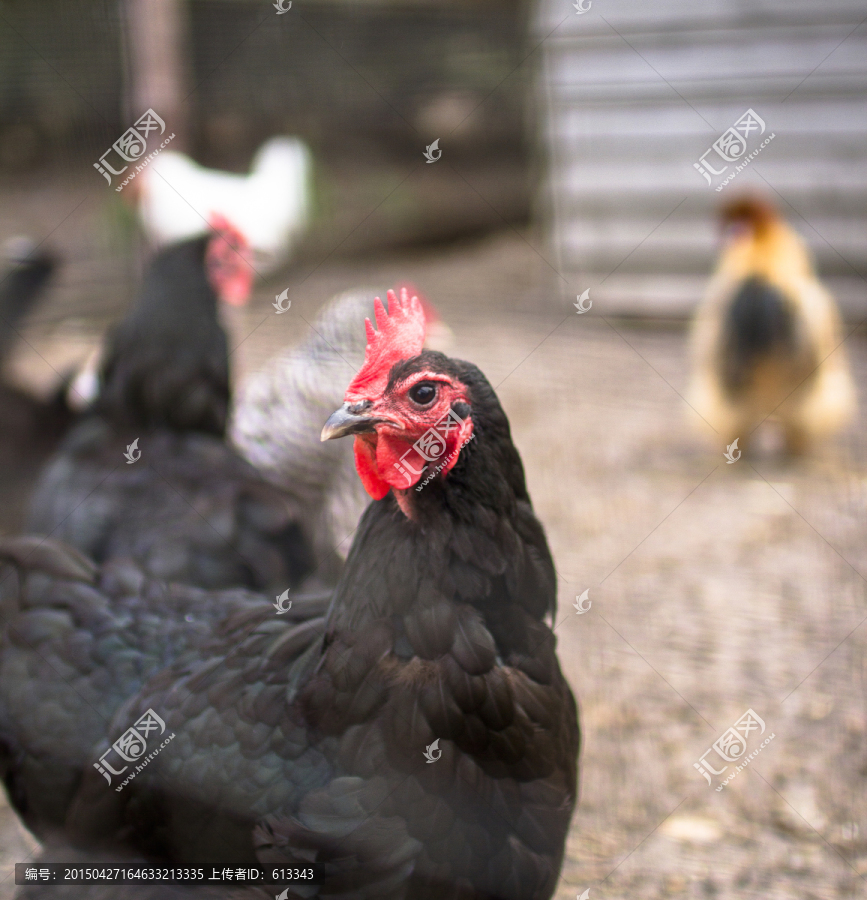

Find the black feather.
[
  {"left": 97, "top": 236, "right": 228, "bottom": 436},
  {"left": 720, "top": 275, "right": 798, "bottom": 396}
]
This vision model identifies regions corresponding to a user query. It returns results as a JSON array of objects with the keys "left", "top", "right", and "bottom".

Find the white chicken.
[{"left": 137, "top": 136, "right": 311, "bottom": 275}]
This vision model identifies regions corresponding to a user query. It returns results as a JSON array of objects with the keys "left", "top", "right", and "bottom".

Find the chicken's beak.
[{"left": 321, "top": 402, "right": 380, "bottom": 441}]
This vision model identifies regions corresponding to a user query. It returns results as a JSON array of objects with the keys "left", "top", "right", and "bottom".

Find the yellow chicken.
[{"left": 688, "top": 197, "right": 855, "bottom": 454}]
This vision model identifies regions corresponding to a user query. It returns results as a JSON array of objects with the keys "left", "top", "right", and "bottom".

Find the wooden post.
[{"left": 124, "top": 0, "right": 190, "bottom": 151}]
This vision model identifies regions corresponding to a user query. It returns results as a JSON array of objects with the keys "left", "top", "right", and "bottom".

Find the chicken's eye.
[{"left": 409, "top": 382, "right": 437, "bottom": 406}]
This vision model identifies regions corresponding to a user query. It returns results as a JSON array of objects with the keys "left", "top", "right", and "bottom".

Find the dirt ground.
[{"left": 1, "top": 230, "right": 866, "bottom": 899}]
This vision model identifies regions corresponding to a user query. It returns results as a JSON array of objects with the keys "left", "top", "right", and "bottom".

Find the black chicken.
[
  {"left": 26, "top": 225, "right": 313, "bottom": 592},
  {"left": 0, "top": 239, "right": 76, "bottom": 530},
  {"left": 2, "top": 290, "right": 579, "bottom": 898},
  {"left": 0, "top": 534, "right": 329, "bottom": 841}
]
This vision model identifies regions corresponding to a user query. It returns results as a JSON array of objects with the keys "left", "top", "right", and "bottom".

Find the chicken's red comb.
[
  {"left": 206, "top": 213, "right": 253, "bottom": 306},
  {"left": 345, "top": 287, "right": 427, "bottom": 401},
  {"left": 393, "top": 281, "right": 438, "bottom": 325},
  {"left": 207, "top": 213, "right": 248, "bottom": 250}
]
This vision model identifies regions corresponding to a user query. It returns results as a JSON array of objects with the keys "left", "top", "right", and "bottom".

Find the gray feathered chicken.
[
  {"left": 231, "top": 290, "right": 378, "bottom": 578},
  {"left": 2, "top": 290, "right": 579, "bottom": 899}
]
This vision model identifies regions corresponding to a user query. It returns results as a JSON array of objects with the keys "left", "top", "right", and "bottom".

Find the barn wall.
[{"left": 538, "top": 0, "right": 867, "bottom": 317}]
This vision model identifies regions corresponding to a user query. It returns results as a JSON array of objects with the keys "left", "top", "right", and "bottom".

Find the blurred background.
[{"left": 1, "top": 0, "right": 867, "bottom": 897}]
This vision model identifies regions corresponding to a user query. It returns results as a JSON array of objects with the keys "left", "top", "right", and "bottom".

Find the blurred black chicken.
[
  {"left": 0, "top": 535, "right": 268, "bottom": 836},
  {"left": 0, "top": 239, "right": 76, "bottom": 529},
  {"left": 1, "top": 290, "right": 579, "bottom": 899},
  {"left": 25, "top": 222, "right": 313, "bottom": 592},
  {"left": 0, "top": 534, "right": 328, "bottom": 844}
]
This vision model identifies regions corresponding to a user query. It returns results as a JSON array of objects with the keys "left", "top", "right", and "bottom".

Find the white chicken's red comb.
[{"left": 345, "top": 287, "right": 427, "bottom": 401}]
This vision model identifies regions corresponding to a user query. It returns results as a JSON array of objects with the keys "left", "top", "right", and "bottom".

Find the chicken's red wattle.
[
  {"left": 353, "top": 415, "right": 474, "bottom": 500},
  {"left": 353, "top": 436, "right": 391, "bottom": 500}
]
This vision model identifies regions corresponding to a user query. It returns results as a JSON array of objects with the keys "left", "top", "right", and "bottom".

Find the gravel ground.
[{"left": 1, "top": 231, "right": 865, "bottom": 899}]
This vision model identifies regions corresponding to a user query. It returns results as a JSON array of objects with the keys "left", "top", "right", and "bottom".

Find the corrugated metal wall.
[{"left": 538, "top": 0, "right": 867, "bottom": 317}]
